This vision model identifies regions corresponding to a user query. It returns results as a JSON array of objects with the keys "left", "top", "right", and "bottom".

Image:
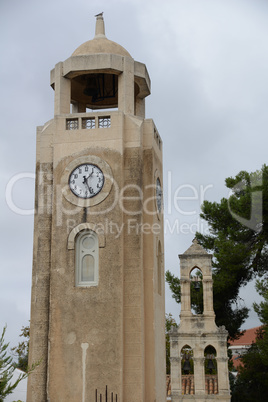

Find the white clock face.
[
  {"left": 69, "top": 164, "right": 104, "bottom": 198},
  {"left": 156, "top": 178, "right": 162, "bottom": 212}
]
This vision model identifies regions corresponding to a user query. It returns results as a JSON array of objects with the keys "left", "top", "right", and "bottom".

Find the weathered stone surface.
[
  {"left": 27, "top": 15, "right": 165, "bottom": 402},
  {"left": 170, "top": 239, "right": 231, "bottom": 402}
]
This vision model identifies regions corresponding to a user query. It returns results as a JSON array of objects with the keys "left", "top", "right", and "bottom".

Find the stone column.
[
  {"left": 180, "top": 279, "right": 191, "bottom": 316},
  {"left": 118, "top": 58, "right": 134, "bottom": 115},
  {"left": 217, "top": 357, "right": 230, "bottom": 394},
  {"left": 27, "top": 161, "right": 53, "bottom": 402},
  {"left": 203, "top": 279, "right": 214, "bottom": 314},
  {"left": 54, "top": 62, "right": 71, "bottom": 115},
  {"left": 72, "top": 102, "right": 86, "bottom": 113},
  {"left": 170, "top": 330, "right": 181, "bottom": 401},
  {"left": 170, "top": 357, "right": 181, "bottom": 402},
  {"left": 193, "top": 357, "right": 206, "bottom": 395},
  {"left": 135, "top": 97, "right": 145, "bottom": 118}
]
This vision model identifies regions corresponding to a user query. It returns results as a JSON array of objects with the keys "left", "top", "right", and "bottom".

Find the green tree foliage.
[
  {"left": 11, "top": 325, "right": 29, "bottom": 372},
  {"left": 0, "top": 325, "right": 38, "bottom": 402},
  {"left": 166, "top": 313, "right": 178, "bottom": 374},
  {"left": 0, "top": 326, "right": 28, "bottom": 402},
  {"left": 166, "top": 165, "right": 268, "bottom": 339},
  {"left": 231, "top": 279, "right": 268, "bottom": 401}
]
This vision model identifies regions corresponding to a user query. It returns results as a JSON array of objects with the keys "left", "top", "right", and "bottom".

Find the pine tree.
[
  {"left": 0, "top": 326, "right": 27, "bottom": 402},
  {"left": 166, "top": 165, "right": 268, "bottom": 339},
  {"left": 231, "top": 279, "right": 268, "bottom": 401},
  {"left": 11, "top": 326, "right": 29, "bottom": 372}
]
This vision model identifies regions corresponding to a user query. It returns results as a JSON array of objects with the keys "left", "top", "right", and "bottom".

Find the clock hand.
[
  {"left": 85, "top": 170, "right": 94, "bottom": 186},
  {"left": 84, "top": 174, "right": 96, "bottom": 195},
  {"left": 83, "top": 176, "right": 90, "bottom": 191}
]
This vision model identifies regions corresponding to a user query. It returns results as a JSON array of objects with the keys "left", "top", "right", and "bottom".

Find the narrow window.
[{"left": 76, "top": 230, "right": 98, "bottom": 287}]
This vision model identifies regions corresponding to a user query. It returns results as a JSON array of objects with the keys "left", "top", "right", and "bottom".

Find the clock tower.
[{"left": 27, "top": 15, "right": 165, "bottom": 402}]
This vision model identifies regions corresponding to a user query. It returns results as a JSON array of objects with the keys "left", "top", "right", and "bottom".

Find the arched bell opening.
[
  {"left": 204, "top": 345, "right": 218, "bottom": 395},
  {"left": 181, "top": 345, "right": 195, "bottom": 395},
  {"left": 190, "top": 267, "right": 203, "bottom": 314},
  {"left": 70, "top": 72, "right": 119, "bottom": 111}
]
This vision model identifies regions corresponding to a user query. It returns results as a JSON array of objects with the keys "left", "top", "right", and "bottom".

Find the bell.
[
  {"left": 183, "top": 359, "right": 191, "bottom": 374},
  {"left": 83, "top": 75, "right": 99, "bottom": 99},
  {"left": 83, "top": 73, "right": 116, "bottom": 103},
  {"left": 207, "top": 358, "right": 215, "bottom": 374},
  {"left": 194, "top": 281, "right": 201, "bottom": 291}
]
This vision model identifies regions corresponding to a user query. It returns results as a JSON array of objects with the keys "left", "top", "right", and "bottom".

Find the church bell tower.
[
  {"left": 169, "top": 239, "right": 230, "bottom": 401},
  {"left": 27, "top": 15, "right": 166, "bottom": 402}
]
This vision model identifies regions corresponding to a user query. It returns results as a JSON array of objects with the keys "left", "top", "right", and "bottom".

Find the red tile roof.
[
  {"left": 229, "top": 327, "right": 262, "bottom": 371},
  {"left": 229, "top": 326, "right": 261, "bottom": 347},
  {"left": 232, "top": 355, "right": 243, "bottom": 370}
]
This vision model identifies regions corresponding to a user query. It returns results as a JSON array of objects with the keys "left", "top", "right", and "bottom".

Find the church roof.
[
  {"left": 229, "top": 326, "right": 261, "bottom": 347},
  {"left": 72, "top": 14, "right": 131, "bottom": 58},
  {"left": 182, "top": 238, "right": 209, "bottom": 256},
  {"left": 229, "top": 326, "right": 262, "bottom": 371}
]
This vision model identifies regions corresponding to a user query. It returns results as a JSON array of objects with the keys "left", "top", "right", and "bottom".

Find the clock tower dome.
[{"left": 27, "top": 15, "right": 165, "bottom": 402}]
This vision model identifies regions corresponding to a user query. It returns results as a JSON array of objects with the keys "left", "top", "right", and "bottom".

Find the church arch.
[{"left": 189, "top": 265, "right": 203, "bottom": 276}]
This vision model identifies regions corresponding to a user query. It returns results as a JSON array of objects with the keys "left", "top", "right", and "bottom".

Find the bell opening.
[
  {"left": 204, "top": 345, "right": 217, "bottom": 375},
  {"left": 181, "top": 345, "right": 194, "bottom": 375},
  {"left": 190, "top": 267, "right": 203, "bottom": 315},
  {"left": 71, "top": 72, "right": 119, "bottom": 110}
]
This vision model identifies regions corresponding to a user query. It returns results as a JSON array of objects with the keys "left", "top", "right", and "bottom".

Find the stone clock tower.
[{"left": 27, "top": 15, "right": 165, "bottom": 402}]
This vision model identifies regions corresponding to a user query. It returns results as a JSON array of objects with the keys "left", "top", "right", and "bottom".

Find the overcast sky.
[{"left": 1, "top": 0, "right": 268, "bottom": 348}]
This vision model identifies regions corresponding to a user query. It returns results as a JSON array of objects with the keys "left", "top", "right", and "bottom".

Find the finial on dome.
[{"left": 94, "top": 12, "right": 106, "bottom": 38}]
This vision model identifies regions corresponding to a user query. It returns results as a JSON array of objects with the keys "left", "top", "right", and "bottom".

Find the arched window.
[{"left": 76, "top": 230, "right": 99, "bottom": 287}]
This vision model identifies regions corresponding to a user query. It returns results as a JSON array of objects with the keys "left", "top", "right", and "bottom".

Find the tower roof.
[
  {"left": 72, "top": 14, "right": 131, "bottom": 58},
  {"left": 182, "top": 238, "right": 209, "bottom": 256}
]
